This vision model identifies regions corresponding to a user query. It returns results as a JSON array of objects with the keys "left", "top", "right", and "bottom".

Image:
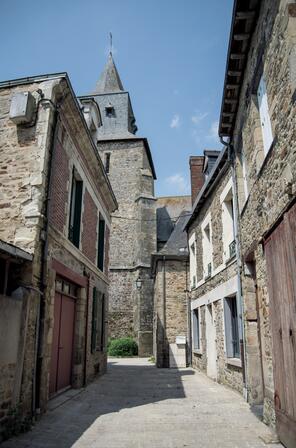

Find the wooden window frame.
[{"left": 68, "top": 169, "right": 83, "bottom": 249}]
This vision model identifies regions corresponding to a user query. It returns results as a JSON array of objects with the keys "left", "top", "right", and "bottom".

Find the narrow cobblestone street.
[{"left": 2, "top": 358, "right": 281, "bottom": 448}]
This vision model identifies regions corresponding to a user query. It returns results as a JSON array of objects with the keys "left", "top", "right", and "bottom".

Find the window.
[
  {"left": 202, "top": 218, "right": 212, "bottom": 279},
  {"left": 68, "top": 171, "right": 83, "bottom": 248},
  {"left": 189, "top": 233, "right": 197, "bottom": 289},
  {"left": 105, "top": 106, "right": 115, "bottom": 117},
  {"left": 257, "top": 75, "right": 273, "bottom": 154},
  {"left": 221, "top": 182, "right": 236, "bottom": 262},
  {"left": 97, "top": 214, "right": 105, "bottom": 272},
  {"left": 192, "top": 308, "right": 201, "bottom": 351},
  {"left": 105, "top": 153, "right": 111, "bottom": 174},
  {"left": 224, "top": 295, "right": 240, "bottom": 359},
  {"left": 91, "top": 287, "right": 105, "bottom": 353},
  {"left": 241, "top": 150, "right": 249, "bottom": 200}
]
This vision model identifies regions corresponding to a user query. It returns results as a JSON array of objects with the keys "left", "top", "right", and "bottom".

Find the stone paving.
[{"left": 2, "top": 358, "right": 282, "bottom": 448}]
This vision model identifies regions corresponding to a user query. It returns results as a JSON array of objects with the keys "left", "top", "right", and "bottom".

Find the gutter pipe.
[{"left": 34, "top": 94, "right": 60, "bottom": 414}]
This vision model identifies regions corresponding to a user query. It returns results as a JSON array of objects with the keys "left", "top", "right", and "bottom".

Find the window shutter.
[
  {"left": 91, "top": 287, "right": 98, "bottom": 353},
  {"left": 192, "top": 309, "right": 200, "bottom": 350},
  {"left": 224, "top": 298, "right": 233, "bottom": 357},
  {"left": 257, "top": 76, "right": 273, "bottom": 154},
  {"left": 98, "top": 217, "right": 105, "bottom": 271},
  {"left": 73, "top": 180, "right": 83, "bottom": 248}
]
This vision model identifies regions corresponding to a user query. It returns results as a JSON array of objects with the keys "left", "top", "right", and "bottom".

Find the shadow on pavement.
[{"left": 2, "top": 359, "right": 194, "bottom": 448}]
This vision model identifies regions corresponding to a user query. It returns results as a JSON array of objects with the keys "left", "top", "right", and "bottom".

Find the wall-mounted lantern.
[{"left": 136, "top": 276, "right": 142, "bottom": 290}]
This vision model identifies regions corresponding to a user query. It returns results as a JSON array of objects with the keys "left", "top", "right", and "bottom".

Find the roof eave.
[{"left": 218, "top": 0, "right": 260, "bottom": 139}]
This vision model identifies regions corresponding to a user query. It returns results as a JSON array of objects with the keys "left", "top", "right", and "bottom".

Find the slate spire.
[{"left": 95, "top": 53, "right": 124, "bottom": 94}]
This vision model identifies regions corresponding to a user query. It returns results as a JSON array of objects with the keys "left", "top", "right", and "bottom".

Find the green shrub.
[{"left": 108, "top": 337, "right": 138, "bottom": 357}]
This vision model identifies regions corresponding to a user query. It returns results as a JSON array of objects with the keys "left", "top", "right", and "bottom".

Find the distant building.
[
  {"left": 185, "top": 149, "right": 245, "bottom": 393},
  {"left": 80, "top": 54, "right": 157, "bottom": 356},
  {"left": 218, "top": 0, "right": 296, "bottom": 446},
  {"left": 0, "top": 73, "right": 117, "bottom": 437},
  {"left": 152, "top": 195, "right": 190, "bottom": 368}
]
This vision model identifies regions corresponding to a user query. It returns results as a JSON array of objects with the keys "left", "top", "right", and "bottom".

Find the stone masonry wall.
[
  {"left": 153, "top": 259, "right": 188, "bottom": 368},
  {"left": 232, "top": 0, "right": 296, "bottom": 426},
  {"left": 98, "top": 139, "right": 156, "bottom": 354},
  {"left": 188, "top": 164, "right": 244, "bottom": 394}
]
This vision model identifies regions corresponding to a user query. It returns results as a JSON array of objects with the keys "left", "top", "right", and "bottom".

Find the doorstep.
[{"left": 48, "top": 387, "right": 84, "bottom": 411}]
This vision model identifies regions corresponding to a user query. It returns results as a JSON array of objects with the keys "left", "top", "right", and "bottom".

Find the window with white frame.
[
  {"left": 192, "top": 308, "right": 201, "bottom": 351},
  {"left": 189, "top": 233, "right": 197, "bottom": 289},
  {"left": 201, "top": 215, "right": 212, "bottom": 279},
  {"left": 257, "top": 75, "right": 273, "bottom": 155},
  {"left": 221, "top": 180, "right": 236, "bottom": 262},
  {"left": 241, "top": 150, "right": 249, "bottom": 200},
  {"left": 224, "top": 295, "right": 240, "bottom": 359}
]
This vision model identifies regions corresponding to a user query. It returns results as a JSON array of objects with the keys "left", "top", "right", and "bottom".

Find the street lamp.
[{"left": 136, "top": 276, "right": 142, "bottom": 290}]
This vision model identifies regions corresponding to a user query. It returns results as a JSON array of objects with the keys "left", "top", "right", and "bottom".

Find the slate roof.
[
  {"left": 95, "top": 53, "right": 124, "bottom": 94},
  {"left": 158, "top": 211, "right": 189, "bottom": 257}
]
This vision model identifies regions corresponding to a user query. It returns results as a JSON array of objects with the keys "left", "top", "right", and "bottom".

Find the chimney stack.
[{"left": 189, "top": 156, "right": 204, "bottom": 205}]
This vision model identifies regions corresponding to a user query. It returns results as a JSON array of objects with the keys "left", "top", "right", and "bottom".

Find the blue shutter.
[{"left": 224, "top": 298, "right": 233, "bottom": 357}]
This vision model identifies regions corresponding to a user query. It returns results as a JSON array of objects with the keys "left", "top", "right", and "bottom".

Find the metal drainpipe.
[
  {"left": 185, "top": 260, "right": 192, "bottom": 367},
  {"left": 162, "top": 256, "right": 167, "bottom": 367},
  {"left": 83, "top": 270, "right": 91, "bottom": 386},
  {"left": 34, "top": 99, "right": 59, "bottom": 414},
  {"left": 220, "top": 136, "right": 248, "bottom": 401}
]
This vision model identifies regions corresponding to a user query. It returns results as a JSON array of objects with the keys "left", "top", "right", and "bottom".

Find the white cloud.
[
  {"left": 191, "top": 111, "right": 208, "bottom": 125},
  {"left": 165, "top": 173, "right": 190, "bottom": 194},
  {"left": 207, "top": 120, "right": 219, "bottom": 140},
  {"left": 192, "top": 129, "right": 201, "bottom": 145},
  {"left": 170, "top": 114, "right": 180, "bottom": 129}
]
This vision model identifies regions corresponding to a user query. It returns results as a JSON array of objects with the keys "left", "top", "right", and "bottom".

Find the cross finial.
[{"left": 109, "top": 32, "right": 113, "bottom": 55}]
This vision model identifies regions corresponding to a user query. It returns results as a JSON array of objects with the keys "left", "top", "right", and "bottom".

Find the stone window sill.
[
  {"left": 225, "top": 253, "right": 236, "bottom": 265},
  {"left": 193, "top": 349, "right": 202, "bottom": 356},
  {"left": 226, "top": 357, "right": 242, "bottom": 368}
]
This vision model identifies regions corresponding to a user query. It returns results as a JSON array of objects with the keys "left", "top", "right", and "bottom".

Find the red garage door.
[{"left": 49, "top": 278, "right": 76, "bottom": 396}]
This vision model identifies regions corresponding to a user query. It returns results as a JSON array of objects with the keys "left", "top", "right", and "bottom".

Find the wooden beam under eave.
[
  {"left": 222, "top": 112, "right": 235, "bottom": 117},
  {"left": 233, "top": 33, "right": 250, "bottom": 40},
  {"left": 228, "top": 70, "right": 242, "bottom": 76},
  {"left": 224, "top": 98, "right": 238, "bottom": 104},
  {"left": 230, "top": 53, "right": 246, "bottom": 60},
  {"left": 235, "top": 11, "right": 255, "bottom": 20},
  {"left": 226, "top": 84, "right": 240, "bottom": 89}
]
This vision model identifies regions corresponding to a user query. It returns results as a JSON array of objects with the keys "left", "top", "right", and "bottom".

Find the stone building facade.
[
  {"left": 152, "top": 196, "right": 190, "bottom": 368},
  {"left": 218, "top": 0, "right": 296, "bottom": 445},
  {"left": 185, "top": 150, "right": 245, "bottom": 395},
  {"left": 0, "top": 73, "right": 117, "bottom": 438},
  {"left": 80, "top": 54, "right": 157, "bottom": 356}
]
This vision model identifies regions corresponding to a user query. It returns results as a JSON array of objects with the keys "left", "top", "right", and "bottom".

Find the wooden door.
[
  {"left": 264, "top": 203, "right": 296, "bottom": 448},
  {"left": 49, "top": 291, "right": 76, "bottom": 396}
]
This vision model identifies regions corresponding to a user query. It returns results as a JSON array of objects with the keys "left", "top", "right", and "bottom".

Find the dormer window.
[{"left": 105, "top": 106, "right": 115, "bottom": 117}]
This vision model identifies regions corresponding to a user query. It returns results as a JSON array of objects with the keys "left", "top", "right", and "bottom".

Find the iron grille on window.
[
  {"left": 229, "top": 240, "right": 236, "bottom": 259},
  {"left": 207, "top": 262, "right": 212, "bottom": 278}
]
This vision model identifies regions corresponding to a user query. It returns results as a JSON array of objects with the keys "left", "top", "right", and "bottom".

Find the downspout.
[
  {"left": 185, "top": 260, "right": 192, "bottom": 367},
  {"left": 162, "top": 256, "right": 167, "bottom": 367},
  {"left": 220, "top": 136, "right": 248, "bottom": 401},
  {"left": 83, "top": 270, "right": 91, "bottom": 386},
  {"left": 34, "top": 96, "right": 60, "bottom": 414}
]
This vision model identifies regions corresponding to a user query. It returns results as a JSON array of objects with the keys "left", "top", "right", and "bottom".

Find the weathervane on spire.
[{"left": 109, "top": 32, "right": 113, "bottom": 55}]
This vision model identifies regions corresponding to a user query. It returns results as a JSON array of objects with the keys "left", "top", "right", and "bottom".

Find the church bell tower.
[{"left": 80, "top": 53, "right": 157, "bottom": 356}]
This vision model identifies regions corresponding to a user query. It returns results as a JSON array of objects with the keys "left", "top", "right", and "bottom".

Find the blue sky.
[{"left": 0, "top": 0, "right": 233, "bottom": 197}]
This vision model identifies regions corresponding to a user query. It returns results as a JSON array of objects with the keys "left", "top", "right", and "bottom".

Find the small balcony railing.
[{"left": 229, "top": 240, "right": 236, "bottom": 259}]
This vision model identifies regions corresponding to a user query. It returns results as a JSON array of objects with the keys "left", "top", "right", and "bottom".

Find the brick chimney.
[{"left": 189, "top": 156, "right": 204, "bottom": 205}]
